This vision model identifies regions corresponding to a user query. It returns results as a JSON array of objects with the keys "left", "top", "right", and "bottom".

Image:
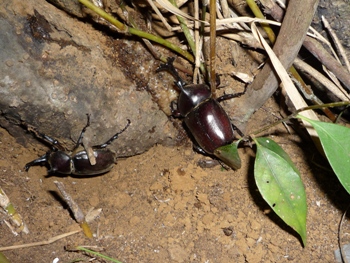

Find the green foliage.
[
  {"left": 78, "top": 0, "right": 194, "bottom": 63},
  {"left": 76, "top": 246, "right": 123, "bottom": 263},
  {"left": 214, "top": 140, "right": 242, "bottom": 169},
  {"left": 0, "top": 252, "right": 11, "bottom": 263},
  {"left": 252, "top": 116, "right": 350, "bottom": 247},
  {"left": 297, "top": 115, "right": 350, "bottom": 194},
  {"left": 254, "top": 137, "right": 307, "bottom": 246}
]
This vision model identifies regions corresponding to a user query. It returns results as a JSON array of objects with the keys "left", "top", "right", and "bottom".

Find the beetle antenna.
[
  {"left": 96, "top": 119, "right": 131, "bottom": 149},
  {"left": 157, "top": 57, "right": 186, "bottom": 90}
]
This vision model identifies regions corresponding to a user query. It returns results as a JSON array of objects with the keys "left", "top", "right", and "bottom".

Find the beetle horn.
[{"left": 157, "top": 57, "right": 186, "bottom": 90}]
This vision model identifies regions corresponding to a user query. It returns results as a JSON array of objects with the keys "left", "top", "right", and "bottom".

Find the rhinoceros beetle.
[
  {"left": 157, "top": 57, "right": 246, "bottom": 169},
  {"left": 24, "top": 115, "right": 130, "bottom": 176}
]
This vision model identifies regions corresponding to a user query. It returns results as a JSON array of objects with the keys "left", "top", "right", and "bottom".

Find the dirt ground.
[
  {"left": 2, "top": 1, "right": 350, "bottom": 262},
  {"left": 1, "top": 100, "right": 350, "bottom": 263}
]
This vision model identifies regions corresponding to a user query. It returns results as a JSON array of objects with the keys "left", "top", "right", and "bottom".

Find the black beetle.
[
  {"left": 157, "top": 57, "right": 246, "bottom": 169},
  {"left": 24, "top": 115, "right": 130, "bottom": 175}
]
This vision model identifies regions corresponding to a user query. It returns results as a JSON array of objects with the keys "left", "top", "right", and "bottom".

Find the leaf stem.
[{"left": 250, "top": 101, "right": 350, "bottom": 136}]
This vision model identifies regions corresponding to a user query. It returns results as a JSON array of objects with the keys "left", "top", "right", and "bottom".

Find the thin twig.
[
  {"left": 0, "top": 230, "right": 81, "bottom": 251},
  {"left": 294, "top": 58, "right": 350, "bottom": 101},
  {"left": 54, "top": 181, "right": 93, "bottom": 238},
  {"left": 209, "top": 0, "right": 216, "bottom": 93},
  {"left": 338, "top": 204, "right": 350, "bottom": 263},
  {"left": 250, "top": 101, "right": 350, "bottom": 137},
  {"left": 322, "top": 16, "right": 350, "bottom": 73},
  {"left": 193, "top": 0, "right": 201, "bottom": 84}
]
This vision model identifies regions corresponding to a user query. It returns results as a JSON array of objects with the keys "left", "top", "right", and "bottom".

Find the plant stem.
[
  {"left": 77, "top": 246, "right": 123, "bottom": 263},
  {"left": 247, "top": 0, "right": 336, "bottom": 121},
  {"left": 0, "top": 187, "right": 29, "bottom": 234},
  {"left": 78, "top": 0, "right": 194, "bottom": 62},
  {"left": 246, "top": 0, "right": 275, "bottom": 42},
  {"left": 209, "top": 0, "right": 216, "bottom": 94},
  {"left": 167, "top": 0, "right": 207, "bottom": 76},
  {"left": 250, "top": 101, "right": 350, "bottom": 136}
]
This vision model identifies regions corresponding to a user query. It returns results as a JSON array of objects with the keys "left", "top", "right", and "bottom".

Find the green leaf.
[
  {"left": 254, "top": 137, "right": 307, "bottom": 246},
  {"left": 214, "top": 140, "right": 241, "bottom": 169},
  {"left": 297, "top": 115, "right": 350, "bottom": 194}
]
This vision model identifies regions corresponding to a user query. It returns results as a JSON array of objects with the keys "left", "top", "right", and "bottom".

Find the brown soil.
[
  {"left": 1, "top": 101, "right": 350, "bottom": 262},
  {"left": 2, "top": 1, "right": 350, "bottom": 263}
]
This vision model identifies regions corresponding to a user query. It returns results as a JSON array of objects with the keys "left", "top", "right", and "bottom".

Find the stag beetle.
[
  {"left": 24, "top": 115, "right": 130, "bottom": 176},
  {"left": 157, "top": 57, "right": 246, "bottom": 169}
]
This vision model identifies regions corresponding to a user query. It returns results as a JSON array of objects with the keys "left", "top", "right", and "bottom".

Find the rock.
[{"left": 0, "top": 0, "right": 176, "bottom": 157}]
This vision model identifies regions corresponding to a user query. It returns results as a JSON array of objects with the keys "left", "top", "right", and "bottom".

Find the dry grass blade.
[
  {"left": 338, "top": 204, "right": 350, "bottom": 263},
  {"left": 307, "top": 27, "right": 342, "bottom": 64},
  {"left": 322, "top": 16, "right": 350, "bottom": 73},
  {"left": 155, "top": 0, "right": 204, "bottom": 22},
  {"left": 79, "top": 0, "right": 194, "bottom": 62},
  {"left": 294, "top": 58, "right": 350, "bottom": 101},
  {"left": 193, "top": 0, "right": 202, "bottom": 84},
  {"left": 251, "top": 23, "right": 320, "bottom": 142},
  {"left": 147, "top": 0, "right": 176, "bottom": 31},
  {"left": 0, "top": 186, "right": 29, "bottom": 235},
  {"left": 261, "top": 0, "right": 350, "bottom": 93},
  {"left": 209, "top": 0, "right": 216, "bottom": 93},
  {"left": 154, "top": 0, "right": 282, "bottom": 28},
  {"left": 0, "top": 230, "right": 81, "bottom": 251}
]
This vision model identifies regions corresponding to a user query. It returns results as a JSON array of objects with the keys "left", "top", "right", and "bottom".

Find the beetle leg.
[
  {"left": 170, "top": 100, "right": 181, "bottom": 117},
  {"left": 231, "top": 123, "right": 244, "bottom": 137},
  {"left": 40, "top": 134, "right": 62, "bottom": 150},
  {"left": 28, "top": 126, "right": 64, "bottom": 151},
  {"left": 215, "top": 74, "right": 221, "bottom": 88},
  {"left": 216, "top": 85, "right": 247, "bottom": 103},
  {"left": 193, "top": 145, "right": 230, "bottom": 170},
  {"left": 192, "top": 144, "right": 208, "bottom": 155},
  {"left": 157, "top": 57, "right": 186, "bottom": 90},
  {"left": 95, "top": 119, "right": 131, "bottom": 149},
  {"left": 24, "top": 153, "right": 48, "bottom": 171},
  {"left": 22, "top": 120, "right": 64, "bottom": 150}
]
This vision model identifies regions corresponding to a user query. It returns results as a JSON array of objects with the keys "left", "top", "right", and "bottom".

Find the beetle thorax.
[
  {"left": 178, "top": 84, "right": 212, "bottom": 116},
  {"left": 48, "top": 151, "right": 73, "bottom": 174}
]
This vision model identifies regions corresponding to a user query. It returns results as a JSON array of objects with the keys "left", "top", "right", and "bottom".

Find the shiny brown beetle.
[
  {"left": 157, "top": 58, "right": 246, "bottom": 169},
  {"left": 24, "top": 115, "right": 130, "bottom": 176}
]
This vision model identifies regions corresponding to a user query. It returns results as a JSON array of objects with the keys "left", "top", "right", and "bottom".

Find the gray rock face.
[{"left": 0, "top": 1, "right": 176, "bottom": 157}]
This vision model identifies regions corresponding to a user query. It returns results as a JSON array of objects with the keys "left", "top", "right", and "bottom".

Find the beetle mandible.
[
  {"left": 157, "top": 57, "right": 246, "bottom": 169},
  {"left": 24, "top": 115, "right": 131, "bottom": 176}
]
